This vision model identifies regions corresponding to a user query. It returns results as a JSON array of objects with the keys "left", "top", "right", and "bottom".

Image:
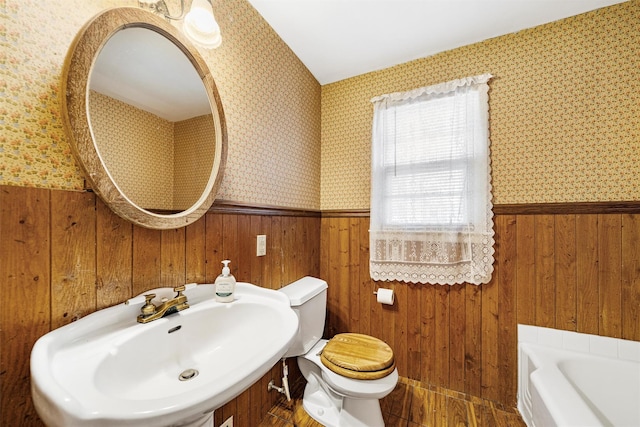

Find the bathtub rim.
[{"left": 517, "top": 324, "right": 640, "bottom": 427}]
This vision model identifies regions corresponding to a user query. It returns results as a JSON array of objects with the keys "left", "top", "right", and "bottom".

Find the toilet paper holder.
[{"left": 373, "top": 288, "right": 395, "bottom": 305}]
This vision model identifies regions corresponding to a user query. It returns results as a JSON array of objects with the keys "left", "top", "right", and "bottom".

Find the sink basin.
[{"left": 31, "top": 283, "right": 299, "bottom": 427}]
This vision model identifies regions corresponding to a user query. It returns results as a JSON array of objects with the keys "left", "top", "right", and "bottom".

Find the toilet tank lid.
[{"left": 279, "top": 276, "right": 328, "bottom": 306}]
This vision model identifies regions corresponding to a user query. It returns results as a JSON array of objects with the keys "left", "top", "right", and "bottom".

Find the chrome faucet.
[{"left": 137, "top": 285, "right": 190, "bottom": 323}]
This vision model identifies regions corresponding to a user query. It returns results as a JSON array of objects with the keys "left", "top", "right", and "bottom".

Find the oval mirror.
[{"left": 61, "top": 7, "right": 227, "bottom": 229}]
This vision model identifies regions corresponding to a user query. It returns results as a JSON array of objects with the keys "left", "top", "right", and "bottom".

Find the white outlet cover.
[{"left": 257, "top": 235, "right": 266, "bottom": 256}]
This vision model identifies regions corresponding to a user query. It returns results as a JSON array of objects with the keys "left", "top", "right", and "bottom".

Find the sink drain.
[{"left": 179, "top": 368, "right": 199, "bottom": 381}]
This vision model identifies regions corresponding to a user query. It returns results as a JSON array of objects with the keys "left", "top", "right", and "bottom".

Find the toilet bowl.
[{"left": 279, "top": 277, "right": 398, "bottom": 427}]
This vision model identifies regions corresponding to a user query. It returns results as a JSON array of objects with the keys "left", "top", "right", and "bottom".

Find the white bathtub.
[{"left": 518, "top": 325, "right": 640, "bottom": 427}]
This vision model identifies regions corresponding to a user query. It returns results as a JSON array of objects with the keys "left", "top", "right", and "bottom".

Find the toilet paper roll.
[{"left": 376, "top": 288, "right": 395, "bottom": 305}]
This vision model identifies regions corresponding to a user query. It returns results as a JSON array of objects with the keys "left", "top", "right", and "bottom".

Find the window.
[{"left": 370, "top": 75, "right": 494, "bottom": 285}]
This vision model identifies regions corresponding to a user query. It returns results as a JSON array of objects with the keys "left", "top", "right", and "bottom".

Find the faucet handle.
[
  {"left": 140, "top": 294, "right": 157, "bottom": 316},
  {"left": 173, "top": 285, "right": 186, "bottom": 298}
]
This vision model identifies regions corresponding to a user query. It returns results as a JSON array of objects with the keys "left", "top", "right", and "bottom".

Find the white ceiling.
[{"left": 247, "top": 0, "right": 627, "bottom": 85}]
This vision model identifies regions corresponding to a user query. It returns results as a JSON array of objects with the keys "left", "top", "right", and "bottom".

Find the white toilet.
[{"left": 279, "top": 277, "right": 399, "bottom": 427}]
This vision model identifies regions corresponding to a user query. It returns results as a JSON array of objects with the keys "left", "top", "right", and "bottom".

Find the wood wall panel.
[
  {"left": 555, "top": 214, "right": 577, "bottom": 332},
  {"left": 0, "top": 186, "right": 320, "bottom": 427},
  {"left": 320, "top": 211, "right": 640, "bottom": 409},
  {"left": 464, "top": 282, "right": 482, "bottom": 397},
  {"left": 205, "top": 213, "right": 224, "bottom": 282},
  {"left": 2, "top": 184, "right": 639, "bottom": 426},
  {"left": 132, "top": 226, "right": 161, "bottom": 296},
  {"left": 185, "top": 218, "right": 207, "bottom": 284},
  {"left": 622, "top": 214, "right": 640, "bottom": 340},
  {"left": 0, "top": 186, "right": 51, "bottom": 426},
  {"left": 497, "top": 214, "right": 517, "bottom": 406},
  {"left": 50, "top": 190, "right": 96, "bottom": 329},
  {"left": 576, "top": 214, "right": 599, "bottom": 334},
  {"left": 269, "top": 216, "right": 282, "bottom": 289},
  {"left": 534, "top": 215, "right": 555, "bottom": 328},
  {"left": 599, "top": 214, "right": 622, "bottom": 338},
  {"left": 96, "top": 199, "right": 132, "bottom": 309},
  {"left": 160, "top": 228, "right": 186, "bottom": 288},
  {"left": 515, "top": 215, "right": 535, "bottom": 327}
]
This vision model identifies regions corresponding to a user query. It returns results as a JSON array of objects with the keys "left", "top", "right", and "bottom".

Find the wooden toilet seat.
[{"left": 320, "top": 333, "right": 395, "bottom": 380}]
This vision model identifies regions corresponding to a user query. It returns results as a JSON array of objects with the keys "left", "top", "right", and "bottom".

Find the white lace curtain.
[{"left": 369, "top": 74, "right": 494, "bottom": 285}]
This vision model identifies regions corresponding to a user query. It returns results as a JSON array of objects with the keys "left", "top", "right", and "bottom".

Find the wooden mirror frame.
[{"left": 61, "top": 7, "right": 227, "bottom": 230}]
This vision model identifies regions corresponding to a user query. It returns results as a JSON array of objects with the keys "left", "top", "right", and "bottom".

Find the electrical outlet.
[
  {"left": 220, "top": 416, "right": 233, "bottom": 427},
  {"left": 257, "top": 235, "right": 267, "bottom": 256}
]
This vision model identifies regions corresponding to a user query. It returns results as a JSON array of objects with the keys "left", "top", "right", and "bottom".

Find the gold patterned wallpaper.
[
  {"left": 2, "top": 1, "right": 637, "bottom": 210},
  {"left": 0, "top": 0, "right": 321, "bottom": 210},
  {"left": 321, "top": 0, "right": 640, "bottom": 209}
]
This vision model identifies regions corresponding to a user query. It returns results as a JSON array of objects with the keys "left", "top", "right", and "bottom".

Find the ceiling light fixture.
[{"left": 138, "top": 0, "right": 222, "bottom": 49}]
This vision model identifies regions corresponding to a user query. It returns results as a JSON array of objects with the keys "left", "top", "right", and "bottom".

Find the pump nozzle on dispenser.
[{"left": 221, "top": 260, "right": 230, "bottom": 275}]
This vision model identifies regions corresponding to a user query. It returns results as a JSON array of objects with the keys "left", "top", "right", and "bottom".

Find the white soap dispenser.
[{"left": 214, "top": 260, "right": 236, "bottom": 302}]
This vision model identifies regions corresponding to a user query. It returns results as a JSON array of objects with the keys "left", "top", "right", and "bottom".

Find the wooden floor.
[{"left": 258, "top": 377, "right": 526, "bottom": 426}]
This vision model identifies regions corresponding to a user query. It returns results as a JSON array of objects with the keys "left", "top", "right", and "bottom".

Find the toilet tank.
[{"left": 279, "top": 276, "right": 328, "bottom": 358}]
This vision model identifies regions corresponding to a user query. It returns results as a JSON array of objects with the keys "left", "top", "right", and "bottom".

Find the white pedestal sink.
[{"left": 31, "top": 283, "right": 299, "bottom": 427}]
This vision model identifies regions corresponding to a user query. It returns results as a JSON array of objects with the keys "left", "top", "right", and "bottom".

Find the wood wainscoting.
[
  {"left": 320, "top": 208, "right": 640, "bottom": 409},
  {"left": 0, "top": 186, "right": 319, "bottom": 427},
  {"left": 2, "top": 184, "right": 638, "bottom": 426}
]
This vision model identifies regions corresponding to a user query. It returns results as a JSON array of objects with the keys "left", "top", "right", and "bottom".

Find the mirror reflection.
[{"left": 88, "top": 27, "right": 216, "bottom": 212}]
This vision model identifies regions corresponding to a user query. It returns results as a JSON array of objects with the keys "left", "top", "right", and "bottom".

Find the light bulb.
[{"left": 183, "top": 0, "right": 221, "bottom": 49}]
